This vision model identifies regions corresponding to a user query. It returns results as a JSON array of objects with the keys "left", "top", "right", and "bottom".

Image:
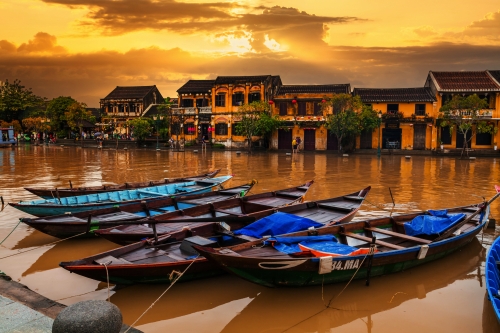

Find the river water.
[{"left": 0, "top": 145, "right": 499, "bottom": 333}]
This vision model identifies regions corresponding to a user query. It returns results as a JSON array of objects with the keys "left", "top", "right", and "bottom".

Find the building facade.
[
  {"left": 353, "top": 88, "right": 437, "bottom": 150},
  {"left": 425, "top": 71, "right": 500, "bottom": 150},
  {"left": 100, "top": 85, "right": 164, "bottom": 135},
  {"left": 270, "top": 84, "right": 351, "bottom": 151}
]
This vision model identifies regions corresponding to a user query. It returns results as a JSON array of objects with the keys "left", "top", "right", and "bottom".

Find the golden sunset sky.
[{"left": 1, "top": 0, "right": 499, "bottom": 106}]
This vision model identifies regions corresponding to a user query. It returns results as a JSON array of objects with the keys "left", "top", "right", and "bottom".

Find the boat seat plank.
[
  {"left": 341, "top": 231, "right": 405, "bottom": 250},
  {"left": 365, "top": 227, "right": 431, "bottom": 244},
  {"left": 317, "top": 203, "right": 355, "bottom": 212},
  {"left": 215, "top": 208, "right": 243, "bottom": 216},
  {"left": 276, "top": 192, "right": 303, "bottom": 198},
  {"left": 94, "top": 255, "right": 132, "bottom": 265},
  {"left": 93, "top": 211, "right": 143, "bottom": 221},
  {"left": 38, "top": 216, "right": 87, "bottom": 223},
  {"left": 344, "top": 195, "right": 364, "bottom": 201}
]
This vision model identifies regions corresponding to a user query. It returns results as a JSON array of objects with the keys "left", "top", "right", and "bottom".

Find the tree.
[
  {"left": 235, "top": 101, "right": 282, "bottom": 151},
  {"left": 324, "top": 94, "right": 375, "bottom": 153},
  {"left": 46, "top": 96, "right": 78, "bottom": 134},
  {"left": 22, "top": 117, "right": 50, "bottom": 143},
  {"left": 155, "top": 97, "right": 173, "bottom": 139},
  {"left": 127, "top": 118, "right": 152, "bottom": 143},
  {"left": 65, "top": 102, "right": 94, "bottom": 146},
  {"left": 439, "top": 94, "right": 497, "bottom": 158},
  {"left": 0, "top": 79, "right": 44, "bottom": 122}
]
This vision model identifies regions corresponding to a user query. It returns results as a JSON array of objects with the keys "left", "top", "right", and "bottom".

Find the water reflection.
[{"left": 0, "top": 147, "right": 499, "bottom": 333}]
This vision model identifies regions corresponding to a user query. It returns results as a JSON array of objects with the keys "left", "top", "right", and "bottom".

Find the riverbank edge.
[
  {"left": 0, "top": 273, "right": 143, "bottom": 333},
  {"left": 16, "top": 140, "right": 500, "bottom": 158}
]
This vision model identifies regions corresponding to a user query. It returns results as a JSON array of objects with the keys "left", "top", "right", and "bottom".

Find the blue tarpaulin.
[
  {"left": 404, "top": 209, "right": 466, "bottom": 236},
  {"left": 234, "top": 212, "right": 324, "bottom": 239},
  {"left": 263, "top": 235, "right": 359, "bottom": 255}
]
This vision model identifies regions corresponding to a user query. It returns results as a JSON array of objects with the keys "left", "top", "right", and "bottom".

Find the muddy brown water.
[{"left": 0, "top": 145, "right": 499, "bottom": 333}]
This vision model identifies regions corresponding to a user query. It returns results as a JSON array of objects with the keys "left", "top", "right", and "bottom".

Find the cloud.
[
  {"left": 462, "top": 10, "right": 500, "bottom": 40},
  {"left": 42, "top": 1, "right": 362, "bottom": 36},
  {"left": 1, "top": 33, "right": 500, "bottom": 107},
  {"left": 17, "top": 32, "right": 67, "bottom": 54},
  {"left": 412, "top": 26, "right": 438, "bottom": 38}
]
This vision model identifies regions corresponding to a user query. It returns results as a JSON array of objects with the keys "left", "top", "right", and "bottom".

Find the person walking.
[
  {"left": 201, "top": 135, "right": 207, "bottom": 151},
  {"left": 296, "top": 137, "right": 302, "bottom": 152},
  {"left": 292, "top": 137, "right": 297, "bottom": 153}
]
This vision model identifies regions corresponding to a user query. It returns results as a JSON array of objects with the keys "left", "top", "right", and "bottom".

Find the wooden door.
[
  {"left": 359, "top": 130, "right": 373, "bottom": 149},
  {"left": 326, "top": 131, "right": 339, "bottom": 150},
  {"left": 303, "top": 129, "right": 316, "bottom": 151},
  {"left": 413, "top": 124, "right": 426, "bottom": 150},
  {"left": 278, "top": 129, "right": 292, "bottom": 150}
]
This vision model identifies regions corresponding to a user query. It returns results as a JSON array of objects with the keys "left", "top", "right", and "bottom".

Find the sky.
[{"left": 1, "top": 0, "right": 499, "bottom": 107}]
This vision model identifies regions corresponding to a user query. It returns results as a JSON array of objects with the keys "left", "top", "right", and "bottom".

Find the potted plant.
[
  {"left": 494, "top": 142, "right": 497, "bottom": 151},
  {"left": 439, "top": 139, "right": 444, "bottom": 150}
]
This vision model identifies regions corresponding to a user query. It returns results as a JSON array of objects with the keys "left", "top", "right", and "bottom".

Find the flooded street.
[{"left": 1, "top": 144, "right": 500, "bottom": 333}]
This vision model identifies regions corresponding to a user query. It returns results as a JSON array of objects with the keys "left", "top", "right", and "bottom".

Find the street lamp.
[
  {"left": 377, "top": 111, "right": 382, "bottom": 158},
  {"left": 152, "top": 115, "right": 163, "bottom": 150}
]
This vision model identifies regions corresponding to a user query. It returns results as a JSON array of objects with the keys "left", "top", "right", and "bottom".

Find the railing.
[
  {"left": 446, "top": 109, "right": 494, "bottom": 118},
  {"left": 199, "top": 106, "right": 212, "bottom": 114},
  {"left": 171, "top": 107, "right": 197, "bottom": 115}
]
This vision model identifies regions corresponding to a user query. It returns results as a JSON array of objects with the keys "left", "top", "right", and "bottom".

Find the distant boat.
[
  {"left": 10, "top": 175, "right": 232, "bottom": 217},
  {"left": 59, "top": 186, "right": 371, "bottom": 285},
  {"left": 0, "top": 127, "right": 16, "bottom": 147},
  {"left": 24, "top": 169, "right": 220, "bottom": 198},
  {"left": 196, "top": 189, "right": 499, "bottom": 287},
  {"left": 20, "top": 181, "right": 257, "bottom": 239},
  {"left": 486, "top": 234, "right": 500, "bottom": 323}
]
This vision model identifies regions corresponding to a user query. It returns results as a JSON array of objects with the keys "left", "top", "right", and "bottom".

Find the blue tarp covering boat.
[
  {"left": 404, "top": 209, "right": 466, "bottom": 236},
  {"left": 234, "top": 212, "right": 323, "bottom": 238},
  {"left": 10, "top": 176, "right": 232, "bottom": 216},
  {"left": 486, "top": 236, "right": 500, "bottom": 324}
]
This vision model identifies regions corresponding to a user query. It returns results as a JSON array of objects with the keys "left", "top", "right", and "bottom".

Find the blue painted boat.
[
  {"left": 486, "top": 234, "right": 500, "bottom": 323},
  {"left": 10, "top": 176, "right": 232, "bottom": 217}
]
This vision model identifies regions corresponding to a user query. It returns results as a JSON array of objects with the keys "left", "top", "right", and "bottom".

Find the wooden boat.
[
  {"left": 59, "top": 186, "right": 370, "bottom": 284},
  {"left": 94, "top": 183, "right": 366, "bottom": 245},
  {"left": 10, "top": 175, "right": 232, "bottom": 217},
  {"left": 19, "top": 181, "right": 257, "bottom": 239},
  {"left": 24, "top": 170, "right": 220, "bottom": 198},
  {"left": 486, "top": 234, "right": 500, "bottom": 323},
  {"left": 196, "top": 189, "right": 499, "bottom": 288}
]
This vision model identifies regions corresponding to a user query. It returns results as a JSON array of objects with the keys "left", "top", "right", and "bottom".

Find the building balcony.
[
  {"left": 171, "top": 107, "right": 197, "bottom": 115},
  {"left": 199, "top": 106, "right": 212, "bottom": 114}
]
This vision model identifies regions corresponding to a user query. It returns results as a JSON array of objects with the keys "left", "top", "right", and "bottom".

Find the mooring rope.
[
  {"left": 0, "top": 231, "right": 88, "bottom": 260},
  {"left": 0, "top": 221, "right": 21, "bottom": 247},
  {"left": 98, "top": 261, "right": 112, "bottom": 302},
  {"left": 124, "top": 255, "right": 200, "bottom": 333},
  {"left": 281, "top": 250, "right": 373, "bottom": 333}
]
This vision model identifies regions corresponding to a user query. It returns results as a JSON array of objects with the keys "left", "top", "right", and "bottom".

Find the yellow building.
[
  {"left": 209, "top": 75, "right": 280, "bottom": 148},
  {"left": 425, "top": 71, "right": 500, "bottom": 150},
  {"left": 352, "top": 88, "right": 437, "bottom": 150},
  {"left": 175, "top": 80, "right": 214, "bottom": 143},
  {"left": 270, "top": 84, "right": 350, "bottom": 151}
]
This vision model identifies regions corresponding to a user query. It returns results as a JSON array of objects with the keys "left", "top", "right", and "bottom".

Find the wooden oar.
[{"left": 433, "top": 186, "right": 500, "bottom": 242}]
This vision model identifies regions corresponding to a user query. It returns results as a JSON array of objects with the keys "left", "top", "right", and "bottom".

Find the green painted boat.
[{"left": 197, "top": 189, "right": 499, "bottom": 287}]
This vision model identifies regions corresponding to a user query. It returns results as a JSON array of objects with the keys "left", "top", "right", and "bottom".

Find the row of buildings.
[{"left": 99, "top": 70, "right": 500, "bottom": 151}]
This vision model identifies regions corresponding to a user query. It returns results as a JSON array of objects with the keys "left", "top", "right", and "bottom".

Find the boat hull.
[
  {"left": 25, "top": 170, "right": 220, "bottom": 198},
  {"left": 486, "top": 234, "right": 500, "bottom": 323}
]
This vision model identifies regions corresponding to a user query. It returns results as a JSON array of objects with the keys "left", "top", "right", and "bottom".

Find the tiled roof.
[
  {"left": 177, "top": 80, "right": 215, "bottom": 94},
  {"left": 353, "top": 87, "right": 436, "bottom": 103},
  {"left": 487, "top": 70, "right": 500, "bottom": 85},
  {"left": 276, "top": 84, "right": 350, "bottom": 95},
  {"left": 215, "top": 75, "right": 272, "bottom": 85},
  {"left": 429, "top": 71, "right": 500, "bottom": 91},
  {"left": 102, "top": 86, "right": 156, "bottom": 100}
]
